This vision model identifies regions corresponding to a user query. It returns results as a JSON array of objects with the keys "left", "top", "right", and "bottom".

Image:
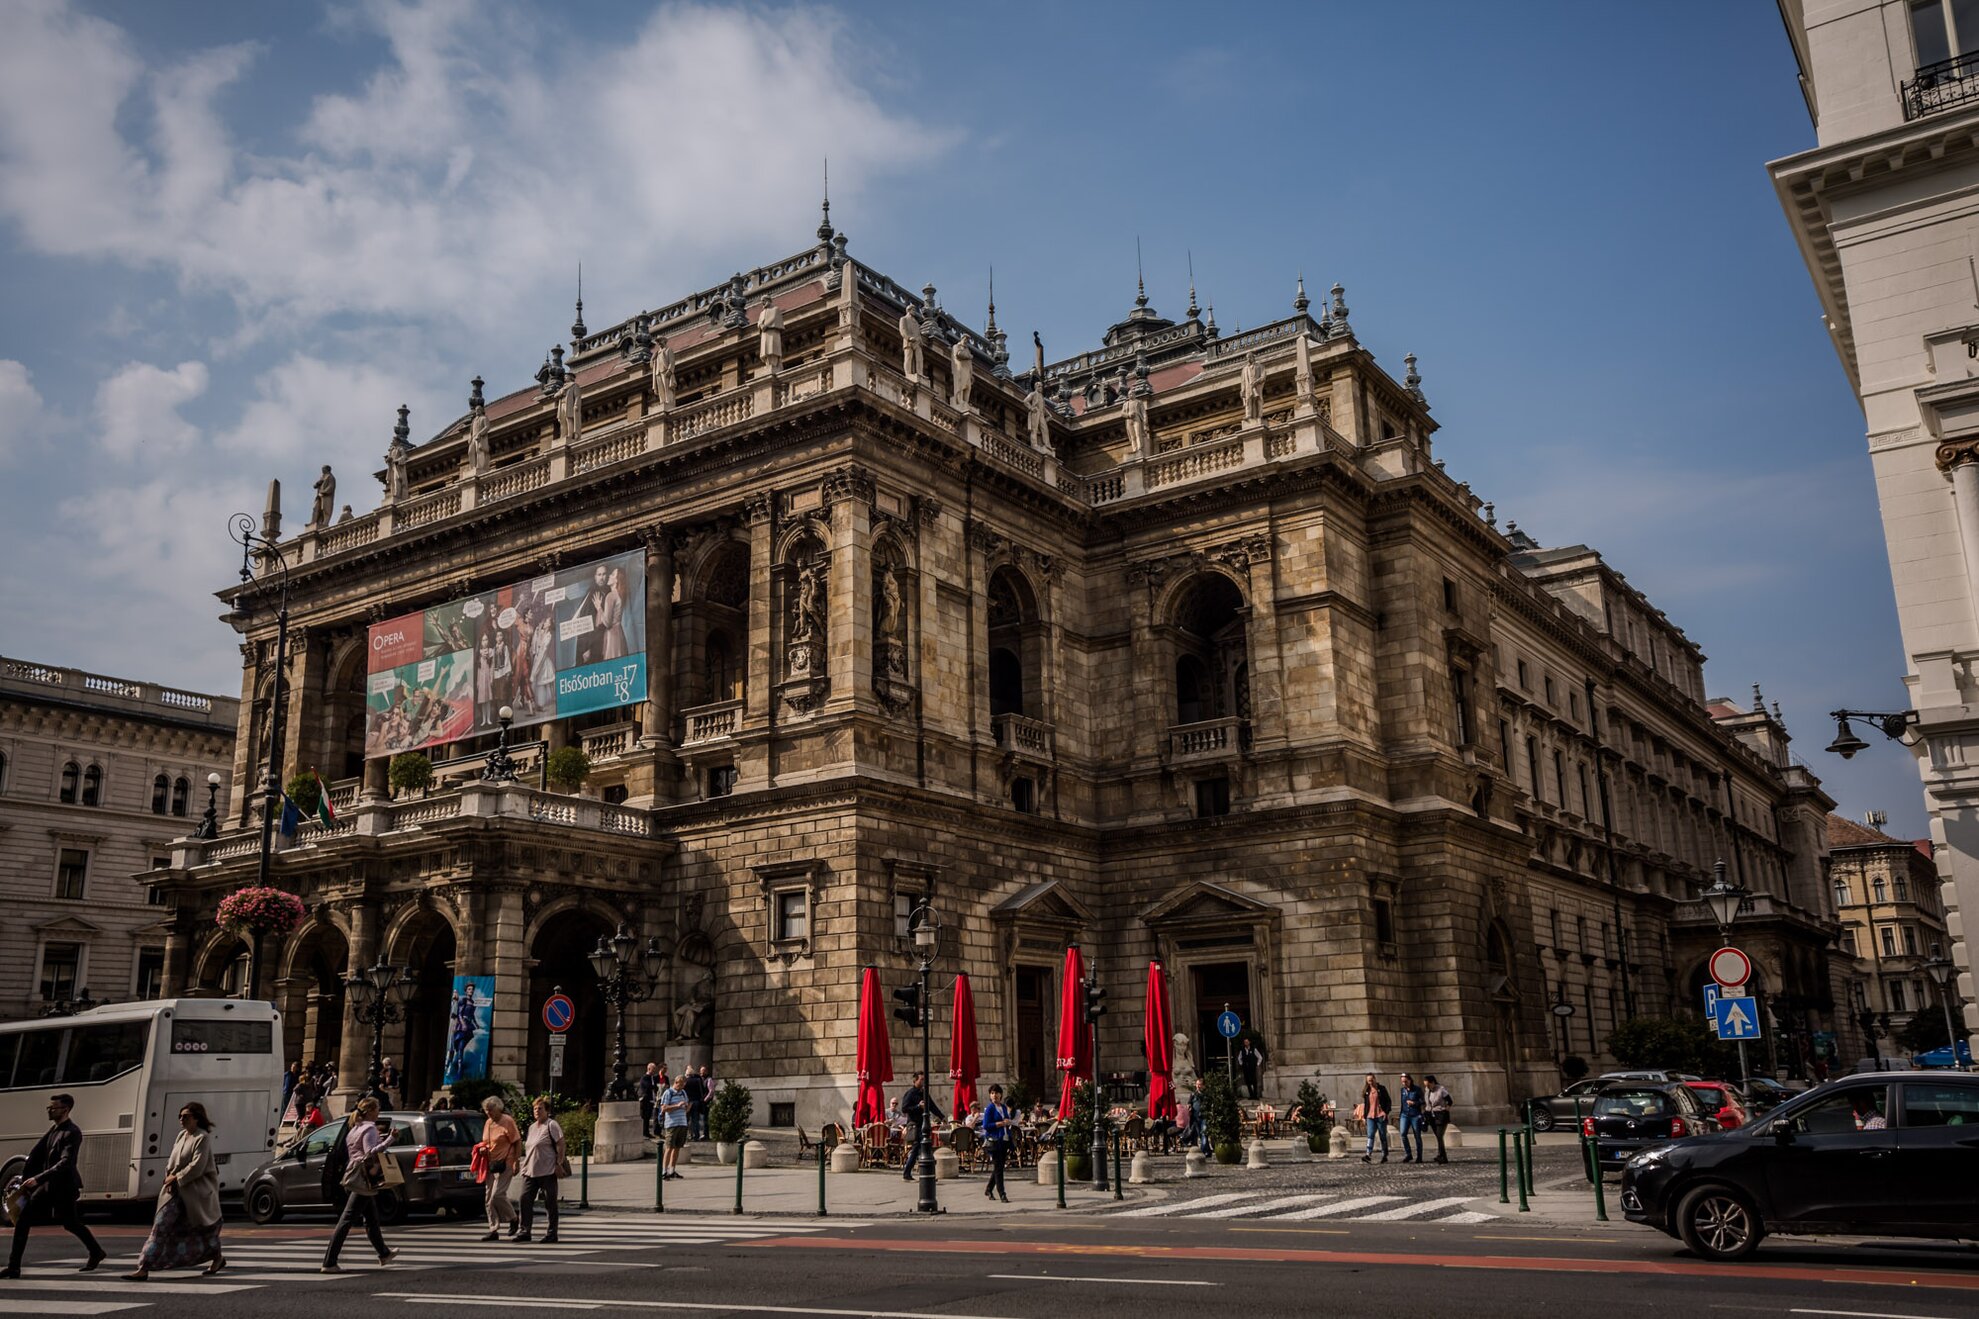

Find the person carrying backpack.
[{"left": 320, "top": 1099, "right": 399, "bottom": 1273}]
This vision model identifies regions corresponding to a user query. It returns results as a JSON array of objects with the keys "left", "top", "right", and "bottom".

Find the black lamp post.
[
  {"left": 905, "top": 900, "right": 940, "bottom": 1214},
  {"left": 1924, "top": 951, "right": 1965, "bottom": 1068},
  {"left": 347, "top": 957, "right": 417, "bottom": 1098},
  {"left": 588, "top": 924, "right": 667, "bottom": 1103},
  {"left": 193, "top": 771, "right": 223, "bottom": 840},
  {"left": 1852, "top": 983, "right": 1890, "bottom": 1071},
  {"left": 1823, "top": 709, "right": 1919, "bottom": 759},
  {"left": 1701, "top": 860, "right": 1751, "bottom": 1081},
  {"left": 483, "top": 705, "right": 518, "bottom": 783},
  {"left": 1084, "top": 970, "right": 1108, "bottom": 1191},
  {"left": 228, "top": 513, "right": 292, "bottom": 1003}
]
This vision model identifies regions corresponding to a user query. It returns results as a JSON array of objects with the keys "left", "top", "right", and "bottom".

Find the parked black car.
[
  {"left": 1621, "top": 1071, "right": 1979, "bottom": 1261},
  {"left": 242, "top": 1110, "right": 483, "bottom": 1224},
  {"left": 1527, "top": 1073, "right": 1701, "bottom": 1131},
  {"left": 1583, "top": 1082, "right": 1714, "bottom": 1172}
]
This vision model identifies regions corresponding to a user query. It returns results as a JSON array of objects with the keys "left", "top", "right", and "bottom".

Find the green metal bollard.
[
  {"left": 1112, "top": 1130, "right": 1124, "bottom": 1201},
  {"left": 1056, "top": 1136, "right": 1066, "bottom": 1210},
  {"left": 734, "top": 1141, "right": 745, "bottom": 1215},
  {"left": 1521, "top": 1129, "right": 1535, "bottom": 1198},
  {"left": 654, "top": 1140, "right": 665, "bottom": 1214},
  {"left": 1514, "top": 1135, "right": 1529, "bottom": 1213},
  {"left": 1497, "top": 1128, "right": 1509, "bottom": 1204},
  {"left": 818, "top": 1140, "right": 828, "bottom": 1217},
  {"left": 1580, "top": 1133, "right": 1595, "bottom": 1185},
  {"left": 1590, "top": 1150, "right": 1608, "bottom": 1222},
  {"left": 579, "top": 1137, "right": 590, "bottom": 1211}
]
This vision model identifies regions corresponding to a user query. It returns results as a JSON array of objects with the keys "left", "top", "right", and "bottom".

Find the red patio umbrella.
[
  {"left": 949, "top": 972, "right": 980, "bottom": 1118},
  {"left": 1055, "top": 944, "right": 1090, "bottom": 1119},
  {"left": 853, "top": 966, "right": 893, "bottom": 1127},
  {"left": 1144, "top": 960, "right": 1175, "bottom": 1123}
]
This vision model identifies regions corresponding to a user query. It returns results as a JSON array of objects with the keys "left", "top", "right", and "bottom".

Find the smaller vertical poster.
[{"left": 443, "top": 975, "right": 495, "bottom": 1086}]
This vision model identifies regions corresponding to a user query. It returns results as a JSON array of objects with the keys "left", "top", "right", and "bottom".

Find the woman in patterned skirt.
[{"left": 125, "top": 1101, "right": 224, "bottom": 1279}]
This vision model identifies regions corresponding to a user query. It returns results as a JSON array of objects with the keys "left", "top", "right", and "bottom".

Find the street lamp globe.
[
  {"left": 1824, "top": 715, "right": 1870, "bottom": 760},
  {"left": 1702, "top": 860, "right": 1744, "bottom": 931},
  {"left": 498, "top": 705, "right": 514, "bottom": 724},
  {"left": 1924, "top": 954, "right": 1956, "bottom": 989},
  {"left": 640, "top": 937, "right": 668, "bottom": 984},
  {"left": 588, "top": 936, "right": 617, "bottom": 981}
]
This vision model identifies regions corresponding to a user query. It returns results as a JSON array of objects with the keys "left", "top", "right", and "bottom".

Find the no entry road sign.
[{"left": 1708, "top": 946, "right": 1751, "bottom": 990}]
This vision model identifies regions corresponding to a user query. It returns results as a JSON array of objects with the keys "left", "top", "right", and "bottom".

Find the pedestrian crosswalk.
[
  {"left": 1107, "top": 1191, "right": 1496, "bottom": 1225},
  {"left": 0, "top": 1215, "right": 862, "bottom": 1315}
]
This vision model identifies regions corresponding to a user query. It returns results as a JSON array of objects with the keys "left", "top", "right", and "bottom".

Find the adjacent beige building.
[
  {"left": 0, "top": 657, "right": 236, "bottom": 1018},
  {"left": 1827, "top": 811, "right": 1955, "bottom": 1056},
  {"left": 1771, "top": 0, "right": 1979, "bottom": 1056},
  {"left": 145, "top": 224, "right": 1847, "bottom": 1125}
]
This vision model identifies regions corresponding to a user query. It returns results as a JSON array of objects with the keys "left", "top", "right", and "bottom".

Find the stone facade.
[
  {"left": 1827, "top": 812, "right": 1955, "bottom": 1056},
  {"left": 0, "top": 657, "right": 235, "bottom": 1018},
  {"left": 1771, "top": 0, "right": 1979, "bottom": 1058},
  {"left": 145, "top": 228, "right": 1845, "bottom": 1125}
]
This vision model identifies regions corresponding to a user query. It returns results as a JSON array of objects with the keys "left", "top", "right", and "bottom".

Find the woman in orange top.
[{"left": 476, "top": 1096, "right": 522, "bottom": 1241}]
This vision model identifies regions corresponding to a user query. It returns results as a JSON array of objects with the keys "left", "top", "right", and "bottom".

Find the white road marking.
[
  {"left": 1269, "top": 1195, "right": 1404, "bottom": 1220},
  {"left": 0, "top": 1302, "right": 150, "bottom": 1315},
  {"left": 1790, "top": 1311, "right": 1962, "bottom": 1319},
  {"left": 1111, "top": 1192, "right": 1257, "bottom": 1217},
  {"left": 1351, "top": 1196, "right": 1479, "bottom": 1221},
  {"left": 1427, "top": 1210, "right": 1498, "bottom": 1224},
  {"left": 378, "top": 1293, "right": 1028, "bottom": 1319},
  {"left": 987, "top": 1274, "right": 1217, "bottom": 1286},
  {"left": 1197, "top": 1194, "right": 1336, "bottom": 1219}
]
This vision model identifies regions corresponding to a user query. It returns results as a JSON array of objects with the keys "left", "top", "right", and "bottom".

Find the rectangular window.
[
  {"left": 1517, "top": 659, "right": 1530, "bottom": 691},
  {"left": 1904, "top": 926, "right": 1920, "bottom": 956},
  {"left": 1527, "top": 737, "right": 1542, "bottom": 800},
  {"left": 169, "top": 1018, "right": 273, "bottom": 1055},
  {"left": 774, "top": 890, "right": 809, "bottom": 943},
  {"left": 134, "top": 948, "right": 165, "bottom": 1000},
  {"left": 706, "top": 765, "right": 737, "bottom": 798},
  {"left": 1554, "top": 751, "right": 1567, "bottom": 808},
  {"left": 895, "top": 893, "right": 924, "bottom": 940},
  {"left": 1442, "top": 577, "right": 1457, "bottom": 612},
  {"left": 60, "top": 1021, "right": 147, "bottom": 1085},
  {"left": 1890, "top": 980, "right": 1909, "bottom": 1012},
  {"left": 768, "top": 1102, "right": 796, "bottom": 1128},
  {"left": 1544, "top": 675, "right": 1556, "bottom": 706},
  {"left": 1549, "top": 908, "right": 1561, "bottom": 947},
  {"left": 149, "top": 858, "right": 170, "bottom": 905},
  {"left": 1881, "top": 926, "right": 1899, "bottom": 957},
  {"left": 1569, "top": 691, "right": 1580, "bottom": 721},
  {"left": 1450, "top": 670, "right": 1472, "bottom": 746},
  {"left": 14, "top": 1026, "right": 63, "bottom": 1088},
  {"left": 1195, "top": 777, "right": 1231, "bottom": 818},
  {"left": 1913, "top": 0, "right": 1953, "bottom": 66},
  {"left": 1579, "top": 766, "right": 1593, "bottom": 821},
  {"left": 54, "top": 848, "right": 87, "bottom": 901},
  {"left": 1894, "top": 875, "right": 1910, "bottom": 902},
  {"left": 38, "top": 944, "right": 80, "bottom": 1004},
  {"left": 1576, "top": 915, "right": 1588, "bottom": 951},
  {"left": 1372, "top": 897, "right": 1396, "bottom": 948},
  {"left": 1498, "top": 719, "right": 1511, "bottom": 763},
  {"left": 1841, "top": 926, "right": 1857, "bottom": 954}
]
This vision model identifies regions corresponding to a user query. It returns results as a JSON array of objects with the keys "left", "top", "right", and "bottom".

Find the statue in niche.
[
  {"left": 557, "top": 369, "right": 584, "bottom": 444},
  {"left": 759, "top": 302, "right": 783, "bottom": 375},
  {"left": 949, "top": 337, "right": 974, "bottom": 410},
  {"left": 465, "top": 405, "right": 489, "bottom": 474},
  {"left": 651, "top": 342, "right": 677, "bottom": 411},
  {"left": 1125, "top": 394, "right": 1151, "bottom": 459},
  {"left": 670, "top": 969, "right": 715, "bottom": 1043},
  {"left": 1294, "top": 332, "right": 1316, "bottom": 409},
  {"left": 874, "top": 562, "right": 907, "bottom": 683},
  {"left": 899, "top": 304, "right": 924, "bottom": 380},
  {"left": 309, "top": 465, "right": 336, "bottom": 529},
  {"left": 1025, "top": 386, "right": 1054, "bottom": 454},
  {"left": 788, "top": 556, "right": 827, "bottom": 678},
  {"left": 1240, "top": 351, "right": 1264, "bottom": 423},
  {"left": 877, "top": 564, "right": 904, "bottom": 637}
]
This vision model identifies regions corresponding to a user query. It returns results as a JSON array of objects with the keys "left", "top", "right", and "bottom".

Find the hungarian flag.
[{"left": 311, "top": 770, "right": 337, "bottom": 825}]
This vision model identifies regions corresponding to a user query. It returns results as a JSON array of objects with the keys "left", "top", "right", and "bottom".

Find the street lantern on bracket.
[{"left": 1824, "top": 709, "right": 1919, "bottom": 760}]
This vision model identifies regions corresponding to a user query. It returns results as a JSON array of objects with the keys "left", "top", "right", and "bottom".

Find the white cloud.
[
  {"left": 214, "top": 353, "right": 446, "bottom": 467},
  {"left": 94, "top": 360, "right": 209, "bottom": 459},
  {"left": 0, "top": 360, "right": 45, "bottom": 464}
]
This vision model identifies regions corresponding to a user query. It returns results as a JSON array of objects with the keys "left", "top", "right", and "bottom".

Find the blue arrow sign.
[
  {"left": 1216, "top": 1010, "right": 1242, "bottom": 1039},
  {"left": 1712, "top": 996, "right": 1762, "bottom": 1041}
]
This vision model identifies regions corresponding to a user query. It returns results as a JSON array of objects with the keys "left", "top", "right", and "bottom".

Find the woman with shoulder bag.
[
  {"left": 513, "top": 1097, "right": 563, "bottom": 1244},
  {"left": 320, "top": 1098, "right": 400, "bottom": 1273},
  {"left": 476, "top": 1096, "right": 522, "bottom": 1241},
  {"left": 125, "top": 1102, "right": 225, "bottom": 1280}
]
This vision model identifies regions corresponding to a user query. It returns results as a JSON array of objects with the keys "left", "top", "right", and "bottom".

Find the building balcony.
[
  {"left": 579, "top": 719, "right": 640, "bottom": 762},
  {"left": 681, "top": 699, "right": 743, "bottom": 746},
  {"left": 1167, "top": 716, "right": 1251, "bottom": 764},
  {"left": 992, "top": 713, "right": 1054, "bottom": 760},
  {"left": 1904, "top": 52, "right": 1979, "bottom": 120}
]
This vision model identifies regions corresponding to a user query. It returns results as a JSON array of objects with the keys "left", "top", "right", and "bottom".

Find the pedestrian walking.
[
  {"left": 2, "top": 1094, "right": 105, "bottom": 1278},
  {"left": 1423, "top": 1074, "right": 1453, "bottom": 1163},
  {"left": 513, "top": 1098, "right": 564, "bottom": 1244},
  {"left": 980, "top": 1084, "right": 1013, "bottom": 1203},
  {"left": 899, "top": 1071, "right": 945, "bottom": 1181},
  {"left": 690, "top": 1066, "right": 712, "bottom": 1141},
  {"left": 1397, "top": 1072, "right": 1425, "bottom": 1163},
  {"left": 475, "top": 1096, "right": 521, "bottom": 1241},
  {"left": 658, "top": 1074, "right": 690, "bottom": 1179},
  {"left": 637, "top": 1063, "right": 660, "bottom": 1139},
  {"left": 125, "top": 1102, "right": 225, "bottom": 1280},
  {"left": 1358, "top": 1073, "right": 1391, "bottom": 1163},
  {"left": 320, "top": 1098, "right": 399, "bottom": 1273},
  {"left": 1237, "top": 1039, "right": 1263, "bottom": 1099}
]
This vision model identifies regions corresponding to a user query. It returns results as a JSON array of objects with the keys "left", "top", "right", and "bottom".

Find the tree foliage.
[
  {"left": 388, "top": 752, "right": 433, "bottom": 797},
  {"left": 1607, "top": 1015, "right": 1736, "bottom": 1075},
  {"left": 545, "top": 746, "right": 592, "bottom": 792}
]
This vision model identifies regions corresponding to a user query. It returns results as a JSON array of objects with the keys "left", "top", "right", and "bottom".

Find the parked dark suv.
[
  {"left": 1583, "top": 1082, "right": 1714, "bottom": 1172},
  {"left": 1621, "top": 1071, "right": 1979, "bottom": 1260},
  {"left": 242, "top": 1110, "right": 482, "bottom": 1224}
]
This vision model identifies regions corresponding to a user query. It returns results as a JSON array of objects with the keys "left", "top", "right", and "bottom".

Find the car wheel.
[
  {"left": 377, "top": 1188, "right": 408, "bottom": 1224},
  {"left": 245, "top": 1182, "right": 284, "bottom": 1225},
  {"left": 1530, "top": 1108, "right": 1556, "bottom": 1133},
  {"left": 1675, "top": 1184, "right": 1763, "bottom": 1262}
]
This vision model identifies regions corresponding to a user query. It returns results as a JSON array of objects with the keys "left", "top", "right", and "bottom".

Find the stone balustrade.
[
  {"left": 580, "top": 720, "right": 638, "bottom": 761},
  {"left": 681, "top": 699, "right": 743, "bottom": 746},
  {"left": 992, "top": 713, "right": 1054, "bottom": 758},
  {"left": 480, "top": 454, "right": 552, "bottom": 503},
  {"left": 1168, "top": 716, "right": 1251, "bottom": 762}
]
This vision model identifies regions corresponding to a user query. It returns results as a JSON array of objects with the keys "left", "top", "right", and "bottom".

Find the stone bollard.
[
  {"left": 829, "top": 1144, "right": 860, "bottom": 1174},
  {"left": 1128, "top": 1150, "right": 1154, "bottom": 1184},
  {"left": 1036, "top": 1149, "right": 1060, "bottom": 1187},
  {"left": 742, "top": 1140, "right": 768, "bottom": 1169},
  {"left": 933, "top": 1148, "right": 959, "bottom": 1181},
  {"left": 1329, "top": 1125, "right": 1351, "bottom": 1159},
  {"left": 1184, "top": 1150, "right": 1206, "bottom": 1178},
  {"left": 1246, "top": 1139, "right": 1269, "bottom": 1169},
  {"left": 1445, "top": 1125, "right": 1465, "bottom": 1150}
]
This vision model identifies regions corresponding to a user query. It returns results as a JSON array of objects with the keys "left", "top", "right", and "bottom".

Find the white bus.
[{"left": 0, "top": 999, "right": 284, "bottom": 1219}]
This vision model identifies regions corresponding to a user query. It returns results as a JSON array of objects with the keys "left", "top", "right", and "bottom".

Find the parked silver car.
[{"left": 241, "top": 1110, "right": 483, "bottom": 1224}]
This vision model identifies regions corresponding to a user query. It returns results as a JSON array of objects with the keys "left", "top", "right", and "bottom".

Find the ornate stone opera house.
[{"left": 147, "top": 218, "right": 1849, "bottom": 1124}]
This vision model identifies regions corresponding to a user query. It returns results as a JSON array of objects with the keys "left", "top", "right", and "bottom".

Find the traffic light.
[
  {"left": 1083, "top": 978, "right": 1107, "bottom": 1022},
  {"left": 893, "top": 983, "right": 923, "bottom": 1028}
]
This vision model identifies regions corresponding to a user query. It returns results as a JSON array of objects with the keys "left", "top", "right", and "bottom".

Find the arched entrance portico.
[
  {"left": 526, "top": 906, "right": 615, "bottom": 1100},
  {"left": 277, "top": 920, "right": 349, "bottom": 1071},
  {"left": 384, "top": 908, "right": 458, "bottom": 1105}
]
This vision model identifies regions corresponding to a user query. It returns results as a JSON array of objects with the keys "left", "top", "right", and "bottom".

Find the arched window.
[
  {"left": 171, "top": 777, "right": 190, "bottom": 817},
  {"left": 1175, "top": 655, "right": 1209, "bottom": 724},
  {"left": 59, "top": 761, "right": 80, "bottom": 804},
  {"left": 1833, "top": 877, "right": 1850, "bottom": 908},
  {"left": 985, "top": 567, "right": 1042, "bottom": 722},
  {"left": 152, "top": 775, "right": 171, "bottom": 815},
  {"left": 989, "top": 648, "right": 1024, "bottom": 718},
  {"left": 1168, "top": 573, "right": 1247, "bottom": 729},
  {"left": 81, "top": 764, "right": 103, "bottom": 807},
  {"left": 1872, "top": 877, "right": 1887, "bottom": 903},
  {"left": 706, "top": 631, "right": 740, "bottom": 703}
]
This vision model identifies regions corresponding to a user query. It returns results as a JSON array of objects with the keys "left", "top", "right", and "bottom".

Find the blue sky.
[{"left": 0, "top": 0, "right": 1928, "bottom": 831}]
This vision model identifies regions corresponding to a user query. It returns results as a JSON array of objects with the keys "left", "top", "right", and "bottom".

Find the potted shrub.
[
  {"left": 1062, "top": 1079, "right": 1096, "bottom": 1181},
  {"left": 545, "top": 746, "right": 592, "bottom": 795},
  {"left": 285, "top": 772, "right": 322, "bottom": 816},
  {"left": 388, "top": 751, "right": 433, "bottom": 799},
  {"left": 1199, "top": 1071, "right": 1242, "bottom": 1163},
  {"left": 1294, "top": 1079, "right": 1332, "bottom": 1154},
  {"left": 708, "top": 1079, "right": 753, "bottom": 1164}
]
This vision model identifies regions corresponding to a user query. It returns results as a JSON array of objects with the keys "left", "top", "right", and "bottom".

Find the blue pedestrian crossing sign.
[
  {"left": 1712, "top": 996, "right": 1762, "bottom": 1041},
  {"left": 1216, "top": 1010, "right": 1242, "bottom": 1039}
]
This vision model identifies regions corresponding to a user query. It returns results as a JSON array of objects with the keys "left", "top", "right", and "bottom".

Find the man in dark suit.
[{"left": 3, "top": 1094, "right": 105, "bottom": 1277}]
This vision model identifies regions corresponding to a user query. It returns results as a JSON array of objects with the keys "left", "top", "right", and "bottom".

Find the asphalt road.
[{"left": 3, "top": 1196, "right": 1976, "bottom": 1319}]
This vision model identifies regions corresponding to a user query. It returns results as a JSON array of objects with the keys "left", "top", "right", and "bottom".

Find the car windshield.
[
  {"left": 1594, "top": 1090, "right": 1669, "bottom": 1117},
  {"left": 1689, "top": 1087, "right": 1730, "bottom": 1108},
  {"left": 423, "top": 1116, "right": 480, "bottom": 1146}
]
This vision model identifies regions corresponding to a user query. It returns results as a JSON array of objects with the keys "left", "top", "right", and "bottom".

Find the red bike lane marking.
[{"left": 740, "top": 1235, "right": 1979, "bottom": 1293}]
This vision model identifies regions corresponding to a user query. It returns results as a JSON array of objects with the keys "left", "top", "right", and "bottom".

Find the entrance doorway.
[
  {"left": 527, "top": 909, "right": 613, "bottom": 1099},
  {"left": 1191, "top": 961, "right": 1252, "bottom": 1077},
  {"left": 1014, "top": 966, "right": 1051, "bottom": 1099}
]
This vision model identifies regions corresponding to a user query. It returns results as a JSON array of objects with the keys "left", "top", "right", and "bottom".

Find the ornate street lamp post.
[
  {"left": 1852, "top": 982, "right": 1890, "bottom": 1072},
  {"left": 193, "top": 771, "right": 223, "bottom": 840},
  {"left": 589, "top": 925, "right": 668, "bottom": 1103},
  {"left": 906, "top": 900, "right": 940, "bottom": 1214},
  {"left": 1924, "top": 951, "right": 1966, "bottom": 1069},
  {"left": 1701, "top": 860, "right": 1751, "bottom": 1082},
  {"left": 347, "top": 958, "right": 417, "bottom": 1099},
  {"left": 483, "top": 706, "right": 518, "bottom": 783},
  {"left": 228, "top": 513, "right": 293, "bottom": 1002}
]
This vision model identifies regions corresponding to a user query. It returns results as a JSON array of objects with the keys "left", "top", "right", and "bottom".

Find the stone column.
[
  {"left": 486, "top": 887, "right": 531, "bottom": 1086},
  {"left": 743, "top": 494, "right": 775, "bottom": 725},
  {"left": 281, "top": 628, "right": 326, "bottom": 785},
  {"left": 231, "top": 642, "right": 261, "bottom": 825},
  {"left": 1947, "top": 449, "right": 1979, "bottom": 639},
  {"left": 640, "top": 523, "right": 675, "bottom": 748},
  {"left": 824, "top": 466, "right": 873, "bottom": 713},
  {"left": 1124, "top": 561, "right": 1165, "bottom": 769},
  {"left": 161, "top": 910, "right": 196, "bottom": 998},
  {"left": 336, "top": 901, "right": 379, "bottom": 1112}
]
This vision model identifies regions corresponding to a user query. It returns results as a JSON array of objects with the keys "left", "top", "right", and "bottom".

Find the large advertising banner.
[
  {"left": 442, "top": 974, "right": 495, "bottom": 1086},
  {"left": 365, "top": 548, "right": 646, "bottom": 758}
]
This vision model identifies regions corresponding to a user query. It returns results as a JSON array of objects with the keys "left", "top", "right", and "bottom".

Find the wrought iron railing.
[{"left": 1904, "top": 51, "right": 1979, "bottom": 120}]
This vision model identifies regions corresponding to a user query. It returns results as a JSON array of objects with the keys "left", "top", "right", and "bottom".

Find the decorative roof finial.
[
  {"left": 469, "top": 375, "right": 485, "bottom": 411},
  {"left": 1205, "top": 301, "right": 1218, "bottom": 338},
  {"left": 1294, "top": 272, "right": 1309, "bottom": 316},
  {"left": 1133, "top": 350, "right": 1152, "bottom": 396},
  {"left": 1186, "top": 251, "right": 1201, "bottom": 322},
  {"left": 1135, "top": 236, "right": 1148, "bottom": 310},
  {"left": 1751, "top": 682, "right": 1765, "bottom": 711},
  {"left": 818, "top": 157, "right": 833, "bottom": 245},
  {"left": 1483, "top": 502, "right": 1496, "bottom": 528},
  {"left": 1772, "top": 700, "right": 1784, "bottom": 722},
  {"left": 392, "top": 403, "right": 411, "bottom": 451},
  {"left": 570, "top": 265, "right": 586, "bottom": 342},
  {"left": 1330, "top": 281, "right": 1352, "bottom": 336},
  {"left": 1403, "top": 352, "right": 1426, "bottom": 407}
]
